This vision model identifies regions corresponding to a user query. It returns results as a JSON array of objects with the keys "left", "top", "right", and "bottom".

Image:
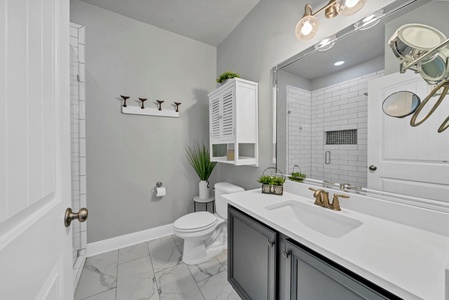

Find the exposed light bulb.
[
  {"left": 345, "top": 0, "right": 360, "bottom": 8},
  {"left": 302, "top": 21, "right": 313, "bottom": 35},
  {"left": 339, "top": 0, "right": 366, "bottom": 16},
  {"left": 295, "top": 14, "right": 319, "bottom": 40}
]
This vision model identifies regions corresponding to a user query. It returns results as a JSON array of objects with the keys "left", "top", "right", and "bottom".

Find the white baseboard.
[{"left": 86, "top": 223, "right": 173, "bottom": 257}]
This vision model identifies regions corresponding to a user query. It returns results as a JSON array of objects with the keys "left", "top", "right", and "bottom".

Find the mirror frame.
[{"left": 272, "top": 0, "right": 449, "bottom": 212}]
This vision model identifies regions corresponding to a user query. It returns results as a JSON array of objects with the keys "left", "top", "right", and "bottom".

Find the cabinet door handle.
[
  {"left": 267, "top": 240, "right": 275, "bottom": 247},
  {"left": 282, "top": 251, "right": 290, "bottom": 259}
]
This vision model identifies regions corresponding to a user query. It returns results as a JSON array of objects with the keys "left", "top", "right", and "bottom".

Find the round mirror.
[{"left": 382, "top": 91, "right": 421, "bottom": 118}]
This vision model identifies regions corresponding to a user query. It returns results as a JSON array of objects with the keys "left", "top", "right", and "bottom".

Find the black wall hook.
[
  {"left": 174, "top": 102, "right": 181, "bottom": 112},
  {"left": 156, "top": 100, "right": 164, "bottom": 111},
  {"left": 138, "top": 98, "right": 147, "bottom": 109},
  {"left": 120, "top": 95, "right": 130, "bottom": 107}
]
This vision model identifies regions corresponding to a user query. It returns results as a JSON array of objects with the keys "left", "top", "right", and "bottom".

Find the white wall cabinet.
[{"left": 208, "top": 78, "right": 258, "bottom": 166}]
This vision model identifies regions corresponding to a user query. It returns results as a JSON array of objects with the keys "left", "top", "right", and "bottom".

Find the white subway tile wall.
[
  {"left": 70, "top": 22, "right": 87, "bottom": 290},
  {"left": 286, "top": 86, "right": 312, "bottom": 176},
  {"left": 286, "top": 70, "right": 384, "bottom": 187}
]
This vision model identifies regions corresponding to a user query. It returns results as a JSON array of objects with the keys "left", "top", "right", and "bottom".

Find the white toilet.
[{"left": 173, "top": 182, "right": 244, "bottom": 265}]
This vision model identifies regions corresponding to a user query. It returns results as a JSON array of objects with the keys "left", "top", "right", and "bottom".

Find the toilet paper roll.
[{"left": 156, "top": 187, "right": 166, "bottom": 197}]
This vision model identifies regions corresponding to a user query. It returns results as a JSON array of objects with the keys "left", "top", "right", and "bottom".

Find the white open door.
[
  {"left": 0, "top": 0, "right": 74, "bottom": 299},
  {"left": 368, "top": 71, "right": 449, "bottom": 203}
]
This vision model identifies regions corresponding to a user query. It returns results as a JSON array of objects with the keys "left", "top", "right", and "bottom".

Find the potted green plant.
[
  {"left": 258, "top": 168, "right": 286, "bottom": 196},
  {"left": 289, "top": 165, "right": 306, "bottom": 182},
  {"left": 216, "top": 71, "right": 240, "bottom": 85},
  {"left": 289, "top": 171, "right": 307, "bottom": 182},
  {"left": 186, "top": 142, "right": 217, "bottom": 199}
]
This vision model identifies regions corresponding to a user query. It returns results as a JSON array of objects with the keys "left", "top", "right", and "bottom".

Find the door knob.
[
  {"left": 369, "top": 165, "right": 377, "bottom": 171},
  {"left": 64, "top": 207, "right": 88, "bottom": 227}
]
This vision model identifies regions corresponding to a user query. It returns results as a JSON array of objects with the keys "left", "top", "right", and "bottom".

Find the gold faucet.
[
  {"left": 330, "top": 194, "right": 350, "bottom": 211},
  {"left": 309, "top": 188, "right": 331, "bottom": 208},
  {"left": 309, "top": 188, "right": 350, "bottom": 211}
]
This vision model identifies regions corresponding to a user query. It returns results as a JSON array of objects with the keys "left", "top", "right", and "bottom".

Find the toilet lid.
[{"left": 174, "top": 212, "right": 217, "bottom": 232}]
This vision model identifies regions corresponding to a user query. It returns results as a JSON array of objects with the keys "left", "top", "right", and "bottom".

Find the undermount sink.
[{"left": 265, "top": 200, "right": 363, "bottom": 238}]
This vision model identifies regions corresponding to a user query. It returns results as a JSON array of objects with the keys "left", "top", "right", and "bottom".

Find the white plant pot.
[{"left": 199, "top": 180, "right": 210, "bottom": 200}]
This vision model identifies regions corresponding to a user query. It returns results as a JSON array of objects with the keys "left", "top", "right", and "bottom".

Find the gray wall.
[
  {"left": 71, "top": 0, "right": 217, "bottom": 243},
  {"left": 216, "top": 0, "right": 395, "bottom": 189}
]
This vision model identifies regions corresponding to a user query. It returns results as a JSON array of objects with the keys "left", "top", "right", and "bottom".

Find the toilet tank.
[{"left": 215, "top": 182, "right": 244, "bottom": 219}]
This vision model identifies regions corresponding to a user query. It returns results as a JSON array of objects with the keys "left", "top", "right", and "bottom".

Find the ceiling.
[
  {"left": 79, "top": 0, "right": 261, "bottom": 47},
  {"left": 282, "top": 23, "right": 385, "bottom": 80}
]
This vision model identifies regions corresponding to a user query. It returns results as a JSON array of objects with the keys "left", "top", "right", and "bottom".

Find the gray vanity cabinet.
[
  {"left": 228, "top": 205, "right": 401, "bottom": 300},
  {"left": 280, "top": 239, "right": 400, "bottom": 300},
  {"left": 228, "top": 206, "right": 277, "bottom": 300}
]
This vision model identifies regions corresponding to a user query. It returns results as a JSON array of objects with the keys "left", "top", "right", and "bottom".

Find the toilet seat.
[{"left": 173, "top": 212, "right": 217, "bottom": 233}]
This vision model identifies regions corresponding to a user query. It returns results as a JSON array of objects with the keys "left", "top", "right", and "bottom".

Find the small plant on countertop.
[
  {"left": 258, "top": 175, "right": 286, "bottom": 186},
  {"left": 216, "top": 71, "right": 240, "bottom": 83},
  {"left": 289, "top": 171, "right": 307, "bottom": 182}
]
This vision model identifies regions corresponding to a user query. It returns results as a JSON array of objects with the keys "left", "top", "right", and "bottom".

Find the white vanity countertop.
[{"left": 224, "top": 189, "right": 449, "bottom": 300}]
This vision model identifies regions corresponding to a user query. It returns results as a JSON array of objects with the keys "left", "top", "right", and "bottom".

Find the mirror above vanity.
[{"left": 274, "top": 0, "right": 449, "bottom": 208}]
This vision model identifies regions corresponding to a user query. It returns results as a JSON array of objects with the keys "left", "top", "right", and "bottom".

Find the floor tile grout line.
[
  {"left": 194, "top": 258, "right": 227, "bottom": 284},
  {"left": 117, "top": 245, "right": 151, "bottom": 265},
  {"left": 80, "top": 288, "right": 115, "bottom": 300},
  {"left": 149, "top": 236, "right": 183, "bottom": 274},
  {"left": 185, "top": 260, "right": 207, "bottom": 300},
  {"left": 146, "top": 240, "right": 160, "bottom": 298}
]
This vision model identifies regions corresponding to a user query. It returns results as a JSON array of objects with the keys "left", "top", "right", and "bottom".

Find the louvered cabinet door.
[
  {"left": 221, "top": 87, "right": 235, "bottom": 141},
  {"left": 210, "top": 94, "right": 221, "bottom": 143}
]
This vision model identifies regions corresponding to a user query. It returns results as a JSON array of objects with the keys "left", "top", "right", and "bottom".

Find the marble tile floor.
[{"left": 75, "top": 235, "right": 241, "bottom": 300}]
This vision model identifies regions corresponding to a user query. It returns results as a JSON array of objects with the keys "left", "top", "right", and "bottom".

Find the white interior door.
[
  {"left": 0, "top": 0, "right": 73, "bottom": 299},
  {"left": 367, "top": 72, "right": 449, "bottom": 203}
]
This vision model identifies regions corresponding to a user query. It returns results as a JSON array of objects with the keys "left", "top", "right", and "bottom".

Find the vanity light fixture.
[
  {"left": 314, "top": 35, "right": 337, "bottom": 51},
  {"left": 295, "top": 0, "right": 367, "bottom": 41},
  {"left": 354, "top": 9, "right": 384, "bottom": 31},
  {"left": 334, "top": 61, "right": 345, "bottom": 66}
]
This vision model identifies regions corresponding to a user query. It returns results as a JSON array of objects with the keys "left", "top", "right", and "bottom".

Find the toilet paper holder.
[
  {"left": 153, "top": 181, "right": 163, "bottom": 193},
  {"left": 153, "top": 181, "right": 167, "bottom": 197}
]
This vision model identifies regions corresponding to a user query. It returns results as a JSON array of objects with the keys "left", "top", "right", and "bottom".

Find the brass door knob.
[{"left": 64, "top": 207, "right": 88, "bottom": 227}]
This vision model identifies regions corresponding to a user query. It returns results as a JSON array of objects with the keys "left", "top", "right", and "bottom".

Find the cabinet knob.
[
  {"left": 282, "top": 251, "right": 290, "bottom": 259},
  {"left": 267, "top": 240, "right": 275, "bottom": 247}
]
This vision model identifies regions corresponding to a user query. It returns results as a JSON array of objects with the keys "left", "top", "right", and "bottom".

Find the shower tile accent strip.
[
  {"left": 70, "top": 22, "right": 87, "bottom": 291},
  {"left": 286, "top": 70, "right": 384, "bottom": 188},
  {"left": 326, "top": 129, "right": 358, "bottom": 145}
]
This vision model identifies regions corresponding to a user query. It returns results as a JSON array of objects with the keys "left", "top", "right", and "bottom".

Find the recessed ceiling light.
[{"left": 334, "top": 61, "right": 345, "bottom": 66}]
